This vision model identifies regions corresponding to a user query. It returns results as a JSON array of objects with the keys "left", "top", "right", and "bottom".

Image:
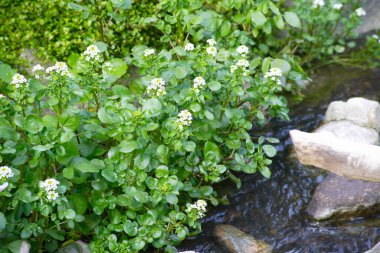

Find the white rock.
[
  {"left": 315, "top": 120, "right": 379, "bottom": 144},
  {"left": 325, "top": 97, "right": 380, "bottom": 131},
  {"left": 290, "top": 130, "right": 380, "bottom": 182},
  {"left": 364, "top": 241, "right": 380, "bottom": 253}
]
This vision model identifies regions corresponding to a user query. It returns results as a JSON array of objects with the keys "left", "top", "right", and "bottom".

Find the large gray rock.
[
  {"left": 214, "top": 224, "right": 271, "bottom": 253},
  {"left": 306, "top": 173, "right": 380, "bottom": 220},
  {"left": 325, "top": 98, "right": 380, "bottom": 132},
  {"left": 315, "top": 120, "right": 379, "bottom": 144},
  {"left": 356, "top": 0, "right": 380, "bottom": 35},
  {"left": 365, "top": 242, "right": 380, "bottom": 253}
]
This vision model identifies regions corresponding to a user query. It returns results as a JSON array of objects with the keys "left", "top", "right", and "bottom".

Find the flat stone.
[
  {"left": 315, "top": 120, "right": 379, "bottom": 144},
  {"left": 290, "top": 130, "right": 380, "bottom": 182},
  {"left": 306, "top": 173, "right": 380, "bottom": 220},
  {"left": 365, "top": 242, "right": 380, "bottom": 253},
  {"left": 325, "top": 97, "right": 380, "bottom": 131},
  {"left": 214, "top": 224, "right": 271, "bottom": 253}
]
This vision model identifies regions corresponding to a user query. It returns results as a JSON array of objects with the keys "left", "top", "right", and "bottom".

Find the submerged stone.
[
  {"left": 306, "top": 173, "right": 380, "bottom": 220},
  {"left": 214, "top": 224, "right": 271, "bottom": 253}
]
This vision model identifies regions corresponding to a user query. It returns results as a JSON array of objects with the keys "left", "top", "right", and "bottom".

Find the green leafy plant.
[{"left": 0, "top": 41, "right": 289, "bottom": 252}]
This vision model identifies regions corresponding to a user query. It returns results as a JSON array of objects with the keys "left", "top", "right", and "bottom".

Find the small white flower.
[
  {"left": 206, "top": 46, "right": 217, "bottom": 57},
  {"left": 184, "top": 43, "right": 195, "bottom": 52},
  {"left": 46, "top": 62, "right": 70, "bottom": 76},
  {"left": 236, "top": 45, "right": 249, "bottom": 56},
  {"left": 372, "top": 34, "right": 379, "bottom": 39},
  {"left": 332, "top": 3, "right": 343, "bottom": 10},
  {"left": 11, "top": 74, "right": 27, "bottom": 88},
  {"left": 32, "top": 64, "right": 44, "bottom": 73},
  {"left": 236, "top": 59, "right": 249, "bottom": 68},
  {"left": 40, "top": 178, "right": 60, "bottom": 191},
  {"left": 46, "top": 191, "right": 59, "bottom": 201},
  {"left": 193, "top": 76, "right": 206, "bottom": 93},
  {"left": 0, "top": 166, "right": 14, "bottom": 180},
  {"left": 0, "top": 94, "right": 5, "bottom": 99},
  {"left": 186, "top": 199, "right": 207, "bottom": 218},
  {"left": 144, "top": 48, "right": 155, "bottom": 57},
  {"left": 264, "top": 68, "right": 283, "bottom": 84},
  {"left": 176, "top": 110, "right": 192, "bottom": 130},
  {"left": 206, "top": 39, "right": 217, "bottom": 46},
  {"left": 147, "top": 78, "right": 166, "bottom": 97},
  {"left": 312, "top": 0, "right": 325, "bottom": 8},
  {"left": 230, "top": 65, "right": 238, "bottom": 73},
  {"left": 83, "top": 45, "right": 101, "bottom": 62},
  {"left": 355, "top": 7, "right": 366, "bottom": 16}
]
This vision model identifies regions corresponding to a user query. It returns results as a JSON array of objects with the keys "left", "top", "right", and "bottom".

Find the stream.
[{"left": 178, "top": 66, "right": 380, "bottom": 253}]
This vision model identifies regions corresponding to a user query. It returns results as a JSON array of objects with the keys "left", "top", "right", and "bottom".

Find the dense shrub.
[
  {"left": 0, "top": 41, "right": 290, "bottom": 252},
  {"left": 1, "top": 0, "right": 376, "bottom": 70}
]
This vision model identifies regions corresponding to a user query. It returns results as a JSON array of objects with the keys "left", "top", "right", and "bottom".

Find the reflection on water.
[{"left": 179, "top": 66, "right": 380, "bottom": 253}]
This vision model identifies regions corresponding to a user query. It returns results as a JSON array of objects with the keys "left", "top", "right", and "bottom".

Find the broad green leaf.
[
  {"left": 166, "top": 194, "right": 178, "bottom": 205},
  {"left": 69, "top": 194, "right": 88, "bottom": 215},
  {"left": 103, "top": 58, "right": 127, "bottom": 82},
  {"left": 0, "top": 212, "right": 6, "bottom": 231},
  {"left": 274, "top": 15, "right": 285, "bottom": 30},
  {"left": 251, "top": 11, "right": 267, "bottom": 27},
  {"left": 175, "top": 66, "right": 187, "bottom": 79},
  {"left": 221, "top": 20, "right": 231, "bottom": 37},
  {"left": 263, "top": 144, "right": 277, "bottom": 157},
  {"left": 155, "top": 165, "right": 169, "bottom": 178},
  {"left": 260, "top": 167, "right": 271, "bottom": 178},
  {"left": 284, "top": 12, "right": 301, "bottom": 28},
  {"left": 208, "top": 81, "right": 221, "bottom": 91},
  {"left": 25, "top": 115, "right": 44, "bottom": 134},
  {"left": 261, "top": 57, "right": 271, "bottom": 73},
  {"left": 204, "top": 141, "right": 221, "bottom": 162},
  {"left": 71, "top": 157, "right": 99, "bottom": 173},
  {"left": 0, "top": 64, "right": 16, "bottom": 84},
  {"left": 119, "top": 140, "right": 138, "bottom": 153},
  {"left": 102, "top": 168, "right": 117, "bottom": 182}
]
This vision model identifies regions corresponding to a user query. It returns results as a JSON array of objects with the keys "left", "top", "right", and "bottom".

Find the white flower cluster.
[
  {"left": 264, "top": 67, "right": 283, "bottom": 84},
  {"left": 236, "top": 45, "right": 249, "bottom": 56},
  {"left": 333, "top": 3, "right": 343, "bottom": 10},
  {"left": 312, "top": 0, "right": 325, "bottom": 8},
  {"left": 207, "top": 39, "right": 216, "bottom": 46},
  {"left": 230, "top": 59, "right": 250, "bottom": 76},
  {"left": 0, "top": 94, "right": 5, "bottom": 99},
  {"left": 46, "top": 62, "right": 70, "bottom": 76},
  {"left": 32, "top": 64, "right": 45, "bottom": 78},
  {"left": 193, "top": 76, "right": 206, "bottom": 94},
  {"left": 206, "top": 39, "right": 217, "bottom": 57},
  {"left": 11, "top": 74, "right": 28, "bottom": 88},
  {"left": 372, "top": 34, "right": 380, "bottom": 43},
  {"left": 355, "top": 7, "right": 366, "bottom": 16},
  {"left": 144, "top": 48, "right": 155, "bottom": 57},
  {"left": 83, "top": 45, "right": 101, "bottom": 62},
  {"left": 40, "top": 178, "right": 60, "bottom": 201},
  {"left": 0, "top": 166, "right": 14, "bottom": 180},
  {"left": 186, "top": 199, "right": 207, "bottom": 218},
  {"left": 147, "top": 78, "right": 166, "bottom": 97},
  {"left": 184, "top": 43, "right": 195, "bottom": 52},
  {"left": 175, "top": 110, "right": 192, "bottom": 130}
]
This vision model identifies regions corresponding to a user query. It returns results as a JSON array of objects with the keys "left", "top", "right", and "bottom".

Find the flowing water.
[{"left": 178, "top": 66, "right": 380, "bottom": 253}]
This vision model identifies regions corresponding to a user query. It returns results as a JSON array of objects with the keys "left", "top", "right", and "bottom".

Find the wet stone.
[
  {"left": 214, "top": 224, "right": 271, "bottom": 253},
  {"left": 306, "top": 173, "right": 380, "bottom": 220}
]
